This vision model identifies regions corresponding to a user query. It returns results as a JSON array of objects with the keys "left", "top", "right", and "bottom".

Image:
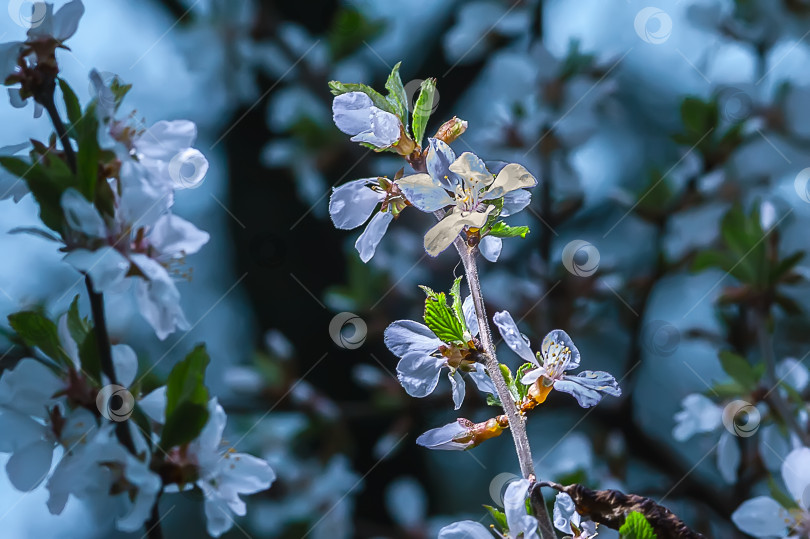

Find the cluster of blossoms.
[
  {"left": 327, "top": 65, "right": 624, "bottom": 535},
  {"left": 1, "top": 1, "right": 208, "bottom": 340},
  {"left": 0, "top": 3, "right": 274, "bottom": 537}
]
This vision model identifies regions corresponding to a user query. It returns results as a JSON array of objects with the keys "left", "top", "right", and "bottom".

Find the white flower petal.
[
  {"left": 49, "top": 0, "right": 84, "bottom": 41},
  {"left": 426, "top": 138, "right": 459, "bottom": 190},
  {"left": 449, "top": 152, "right": 492, "bottom": 187},
  {"left": 148, "top": 214, "right": 210, "bottom": 258},
  {"left": 415, "top": 420, "right": 471, "bottom": 451},
  {"left": 112, "top": 344, "right": 138, "bottom": 387},
  {"left": 329, "top": 178, "right": 383, "bottom": 230},
  {"left": 782, "top": 447, "right": 810, "bottom": 510},
  {"left": 502, "top": 189, "right": 532, "bottom": 216},
  {"left": 492, "top": 310, "right": 536, "bottom": 363},
  {"left": 395, "top": 173, "right": 454, "bottom": 212},
  {"left": 424, "top": 206, "right": 493, "bottom": 257},
  {"left": 438, "top": 521, "right": 492, "bottom": 539},
  {"left": 6, "top": 439, "right": 54, "bottom": 491},
  {"left": 479, "top": 235, "right": 502, "bottom": 262},
  {"left": 63, "top": 247, "right": 130, "bottom": 293},
  {"left": 61, "top": 188, "right": 106, "bottom": 238},
  {"left": 672, "top": 394, "right": 723, "bottom": 442},
  {"left": 717, "top": 430, "right": 740, "bottom": 484},
  {"left": 355, "top": 210, "right": 393, "bottom": 263},
  {"left": 138, "top": 386, "right": 167, "bottom": 424},
  {"left": 504, "top": 479, "right": 531, "bottom": 531},
  {"left": 384, "top": 320, "right": 442, "bottom": 357},
  {"left": 462, "top": 294, "right": 479, "bottom": 337},
  {"left": 396, "top": 352, "right": 444, "bottom": 398},
  {"left": 136, "top": 120, "right": 198, "bottom": 161},
  {"left": 554, "top": 371, "right": 621, "bottom": 408},
  {"left": 129, "top": 254, "right": 189, "bottom": 340},
  {"left": 731, "top": 496, "right": 792, "bottom": 538},
  {"left": 332, "top": 92, "right": 374, "bottom": 136},
  {"left": 483, "top": 163, "right": 537, "bottom": 199},
  {"left": 776, "top": 358, "right": 809, "bottom": 393},
  {"left": 449, "top": 369, "right": 465, "bottom": 410},
  {"left": 541, "top": 329, "right": 581, "bottom": 370}
]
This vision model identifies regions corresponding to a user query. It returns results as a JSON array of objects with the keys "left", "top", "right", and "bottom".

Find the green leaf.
[
  {"left": 160, "top": 401, "right": 210, "bottom": 450},
  {"left": 419, "top": 286, "right": 465, "bottom": 343},
  {"left": 718, "top": 350, "right": 760, "bottom": 390},
  {"left": 78, "top": 328, "right": 101, "bottom": 384},
  {"left": 8, "top": 311, "right": 70, "bottom": 366},
  {"left": 488, "top": 221, "right": 530, "bottom": 239},
  {"left": 58, "top": 78, "right": 82, "bottom": 127},
  {"left": 411, "top": 78, "right": 436, "bottom": 147},
  {"left": 515, "top": 362, "right": 534, "bottom": 401},
  {"left": 0, "top": 156, "right": 68, "bottom": 231},
  {"left": 165, "top": 345, "right": 210, "bottom": 420},
  {"left": 483, "top": 505, "right": 508, "bottom": 532},
  {"left": 768, "top": 475, "right": 800, "bottom": 510},
  {"left": 66, "top": 295, "right": 89, "bottom": 348},
  {"left": 680, "top": 96, "right": 717, "bottom": 136},
  {"left": 384, "top": 62, "right": 408, "bottom": 128},
  {"left": 500, "top": 364, "right": 519, "bottom": 402},
  {"left": 619, "top": 511, "right": 657, "bottom": 539},
  {"left": 449, "top": 276, "right": 466, "bottom": 332},
  {"left": 75, "top": 102, "right": 100, "bottom": 200},
  {"left": 486, "top": 393, "right": 502, "bottom": 407},
  {"left": 109, "top": 77, "right": 132, "bottom": 110},
  {"left": 328, "top": 9, "right": 383, "bottom": 61},
  {"left": 160, "top": 345, "right": 211, "bottom": 449},
  {"left": 328, "top": 81, "right": 395, "bottom": 114}
]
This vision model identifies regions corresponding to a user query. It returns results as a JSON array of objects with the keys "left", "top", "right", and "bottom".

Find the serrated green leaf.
[
  {"left": 488, "top": 221, "right": 530, "bottom": 239},
  {"left": 483, "top": 505, "right": 508, "bottom": 531},
  {"left": 449, "top": 276, "right": 466, "bottom": 332},
  {"left": 328, "top": 81, "right": 395, "bottom": 114},
  {"left": 411, "top": 78, "right": 436, "bottom": 147},
  {"left": 420, "top": 287, "right": 465, "bottom": 343},
  {"left": 8, "top": 311, "right": 70, "bottom": 366},
  {"left": 385, "top": 62, "right": 408, "bottom": 128},
  {"left": 78, "top": 327, "right": 101, "bottom": 384},
  {"left": 619, "top": 511, "right": 657, "bottom": 539},
  {"left": 718, "top": 350, "right": 760, "bottom": 390}
]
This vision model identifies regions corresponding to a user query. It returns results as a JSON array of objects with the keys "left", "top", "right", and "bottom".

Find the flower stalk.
[{"left": 448, "top": 226, "right": 556, "bottom": 538}]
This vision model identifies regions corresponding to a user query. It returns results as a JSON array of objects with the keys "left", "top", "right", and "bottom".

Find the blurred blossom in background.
[{"left": 1, "top": 0, "right": 810, "bottom": 537}]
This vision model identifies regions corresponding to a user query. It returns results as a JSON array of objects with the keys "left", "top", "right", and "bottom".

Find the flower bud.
[{"left": 433, "top": 116, "right": 468, "bottom": 144}]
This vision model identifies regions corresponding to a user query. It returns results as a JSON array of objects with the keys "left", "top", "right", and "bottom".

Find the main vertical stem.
[
  {"left": 41, "top": 87, "right": 163, "bottom": 539},
  {"left": 452, "top": 237, "right": 556, "bottom": 538}
]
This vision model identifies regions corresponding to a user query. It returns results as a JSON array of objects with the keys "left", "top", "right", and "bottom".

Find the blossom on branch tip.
[
  {"left": 554, "top": 492, "right": 599, "bottom": 538},
  {"left": 332, "top": 91, "right": 402, "bottom": 149},
  {"left": 493, "top": 311, "right": 621, "bottom": 408},
  {"left": 416, "top": 416, "right": 508, "bottom": 452},
  {"left": 395, "top": 147, "right": 536, "bottom": 257}
]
